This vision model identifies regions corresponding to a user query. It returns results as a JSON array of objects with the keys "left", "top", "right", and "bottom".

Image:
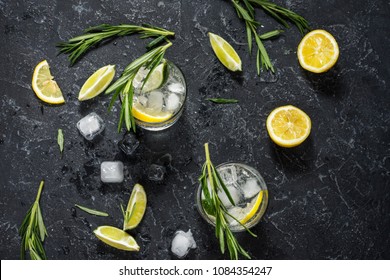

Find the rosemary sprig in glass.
[
  {"left": 231, "top": 0, "right": 309, "bottom": 74},
  {"left": 57, "top": 23, "right": 175, "bottom": 65},
  {"left": 105, "top": 41, "right": 172, "bottom": 132},
  {"left": 19, "top": 181, "right": 48, "bottom": 260},
  {"left": 199, "top": 143, "right": 256, "bottom": 259}
]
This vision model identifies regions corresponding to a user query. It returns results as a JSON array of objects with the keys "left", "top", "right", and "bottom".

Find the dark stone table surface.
[{"left": 0, "top": 0, "right": 389, "bottom": 260}]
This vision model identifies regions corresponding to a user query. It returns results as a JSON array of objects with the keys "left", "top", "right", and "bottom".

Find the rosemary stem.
[
  {"left": 35, "top": 181, "right": 44, "bottom": 203},
  {"left": 204, "top": 143, "right": 215, "bottom": 192}
]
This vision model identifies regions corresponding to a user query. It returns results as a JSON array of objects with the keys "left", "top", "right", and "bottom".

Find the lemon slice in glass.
[
  {"left": 94, "top": 226, "right": 140, "bottom": 251},
  {"left": 133, "top": 61, "right": 167, "bottom": 93},
  {"left": 208, "top": 32, "right": 242, "bottom": 72},
  {"left": 240, "top": 190, "right": 264, "bottom": 225},
  {"left": 132, "top": 102, "right": 172, "bottom": 123},
  {"left": 32, "top": 60, "right": 65, "bottom": 104},
  {"left": 123, "top": 184, "right": 147, "bottom": 231},
  {"left": 266, "top": 105, "right": 311, "bottom": 148},
  {"left": 297, "top": 29, "right": 339, "bottom": 73},
  {"left": 78, "top": 65, "right": 115, "bottom": 101}
]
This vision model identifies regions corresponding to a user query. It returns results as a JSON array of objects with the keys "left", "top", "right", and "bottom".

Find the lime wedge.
[
  {"left": 78, "top": 65, "right": 115, "bottom": 101},
  {"left": 123, "top": 184, "right": 147, "bottom": 231},
  {"left": 208, "top": 32, "right": 242, "bottom": 71},
  {"left": 133, "top": 61, "right": 167, "bottom": 93},
  {"left": 94, "top": 226, "right": 139, "bottom": 251}
]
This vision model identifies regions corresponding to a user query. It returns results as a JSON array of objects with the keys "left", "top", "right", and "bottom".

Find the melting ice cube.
[
  {"left": 171, "top": 229, "right": 197, "bottom": 258},
  {"left": 218, "top": 185, "right": 243, "bottom": 208},
  {"left": 147, "top": 91, "right": 164, "bottom": 111},
  {"left": 147, "top": 164, "right": 166, "bottom": 181},
  {"left": 76, "top": 112, "right": 105, "bottom": 141},
  {"left": 101, "top": 161, "right": 124, "bottom": 183},
  {"left": 243, "top": 178, "right": 261, "bottom": 199},
  {"left": 168, "top": 82, "right": 185, "bottom": 94},
  {"left": 165, "top": 93, "right": 180, "bottom": 111},
  {"left": 218, "top": 165, "right": 237, "bottom": 185},
  {"left": 118, "top": 133, "right": 139, "bottom": 156}
]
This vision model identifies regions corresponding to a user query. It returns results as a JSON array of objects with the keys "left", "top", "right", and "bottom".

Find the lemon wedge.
[
  {"left": 32, "top": 60, "right": 65, "bottom": 104},
  {"left": 79, "top": 65, "right": 115, "bottom": 101},
  {"left": 94, "top": 226, "right": 139, "bottom": 251},
  {"left": 208, "top": 32, "right": 242, "bottom": 71},
  {"left": 297, "top": 29, "right": 339, "bottom": 73},
  {"left": 123, "top": 184, "right": 147, "bottom": 231},
  {"left": 266, "top": 105, "right": 311, "bottom": 148}
]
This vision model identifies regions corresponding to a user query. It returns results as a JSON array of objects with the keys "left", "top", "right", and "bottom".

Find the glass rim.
[{"left": 195, "top": 162, "right": 268, "bottom": 232}]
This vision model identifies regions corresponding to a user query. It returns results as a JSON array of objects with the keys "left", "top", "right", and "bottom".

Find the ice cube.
[
  {"left": 225, "top": 206, "right": 246, "bottom": 226},
  {"left": 165, "top": 93, "right": 180, "bottom": 111},
  {"left": 101, "top": 161, "right": 124, "bottom": 183},
  {"left": 171, "top": 229, "right": 197, "bottom": 258},
  {"left": 168, "top": 82, "right": 185, "bottom": 94},
  {"left": 77, "top": 112, "right": 105, "bottom": 141},
  {"left": 137, "top": 95, "right": 148, "bottom": 107},
  {"left": 147, "top": 164, "right": 166, "bottom": 181},
  {"left": 118, "top": 133, "right": 139, "bottom": 156},
  {"left": 218, "top": 165, "right": 237, "bottom": 185},
  {"left": 147, "top": 91, "right": 163, "bottom": 111},
  {"left": 218, "top": 185, "right": 243, "bottom": 208},
  {"left": 243, "top": 178, "right": 261, "bottom": 199}
]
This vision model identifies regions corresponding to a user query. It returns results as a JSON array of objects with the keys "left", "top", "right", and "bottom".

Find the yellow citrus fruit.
[
  {"left": 32, "top": 60, "right": 65, "bottom": 104},
  {"left": 94, "top": 226, "right": 139, "bottom": 251},
  {"left": 240, "top": 190, "right": 264, "bottom": 225},
  {"left": 133, "top": 61, "right": 167, "bottom": 93},
  {"left": 79, "top": 65, "right": 115, "bottom": 101},
  {"left": 266, "top": 105, "right": 311, "bottom": 148},
  {"left": 297, "top": 29, "right": 339, "bottom": 73},
  {"left": 208, "top": 32, "right": 242, "bottom": 71},
  {"left": 132, "top": 102, "right": 172, "bottom": 123},
  {"left": 123, "top": 184, "right": 147, "bottom": 231}
]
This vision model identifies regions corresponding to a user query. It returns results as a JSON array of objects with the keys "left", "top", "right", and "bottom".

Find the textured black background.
[{"left": 0, "top": 0, "right": 389, "bottom": 260}]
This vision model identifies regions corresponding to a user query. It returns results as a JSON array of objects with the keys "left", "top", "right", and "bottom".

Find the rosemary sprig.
[
  {"left": 75, "top": 204, "right": 109, "bottom": 217},
  {"left": 105, "top": 41, "right": 172, "bottom": 132},
  {"left": 231, "top": 0, "right": 309, "bottom": 74},
  {"left": 57, "top": 129, "right": 64, "bottom": 157},
  {"left": 199, "top": 143, "right": 256, "bottom": 259},
  {"left": 19, "top": 181, "right": 48, "bottom": 260},
  {"left": 57, "top": 23, "right": 175, "bottom": 65},
  {"left": 207, "top": 98, "right": 239, "bottom": 104}
]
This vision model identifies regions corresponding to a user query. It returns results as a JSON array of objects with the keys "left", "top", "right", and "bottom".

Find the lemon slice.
[
  {"left": 133, "top": 61, "right": 167, "bottom": 93},
  {"left": 240, "top": 191, "right": 264, "bottom": 225},
  {"left": 32, "top": 60, "right": 65, "bottom": 104},
  {"left": 79, "top": 65, "right": 115, "bottom": 101},
  {"left": 94, "top": 226, "right": 140, "bottom": 251},
  {"left": 208, "top": 32, "right": 242, "bottom": 72},
  {"left": 297, "top": 29, "right": 339, "bottom": 73},
  {"left": 132, "top": 102, "right": 172, "bottom": 123},
  {"left": 266, "top": 105, "right": 311, "bottom": 148},
  {"left": 123, "top": 184, "right": 147, "bottom": 231}
]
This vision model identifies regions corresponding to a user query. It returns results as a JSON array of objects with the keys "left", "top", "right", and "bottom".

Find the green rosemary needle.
[
  {"left": 19, "top": 181, "right": 48, "bottom": 260},
  {"left": 106, "top": 41, "right": 172, "bottom": 132},
  {"left": 199, "top": 143, "right": 256, "bottom": 259},
  {"left": 74, "top": 204, "right": 109, "bottom": 217},
  {"left": 57, "top": 23, "right": 175, "bottom": 65}
]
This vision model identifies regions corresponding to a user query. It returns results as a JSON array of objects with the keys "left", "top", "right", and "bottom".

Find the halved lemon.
[
  {"left": 79, "top": 65, "right": 115, "bottom": 101},
  {"left": 132, "top": 102, "right": 172, "bottom": 123},
  {"left": 123, "top": 184, "right": 147, "bottom": 231},
  {"left": 133, "top": 61, "right": 167, "bottom": 93},
  {"left": 297, "top": 29, "right": 339, "bottom": 73},
  {"left": 266, "top": 105, "right": 311, "bottom": 148},
  {"left": 94, "top": 226, "right": 140, "bottom": 251},
  {"left": 32, "top": 60, "right": 65, "bottom": 104},
  {"left": 208, "top": 32, "right": 242, "bottom": 72}
]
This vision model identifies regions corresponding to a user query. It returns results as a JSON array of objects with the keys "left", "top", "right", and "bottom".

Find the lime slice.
[
  {"left": 78, "top": 65, "right": 115, "bottom": 101},
  {"left": 32, "top": 60, "right": 65, "bottom": 104},
  {"left": 133, "top": 61, "right": 167, "bottom": 93},
  {"left": 123, "top": 184, "right": 147, "bottom": 231},
  {"left": 208, "top": 32, "right": 242, "bottom": 72},
  {"left": 94, "top": 226, "right": 140, "bottom": 251}
]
